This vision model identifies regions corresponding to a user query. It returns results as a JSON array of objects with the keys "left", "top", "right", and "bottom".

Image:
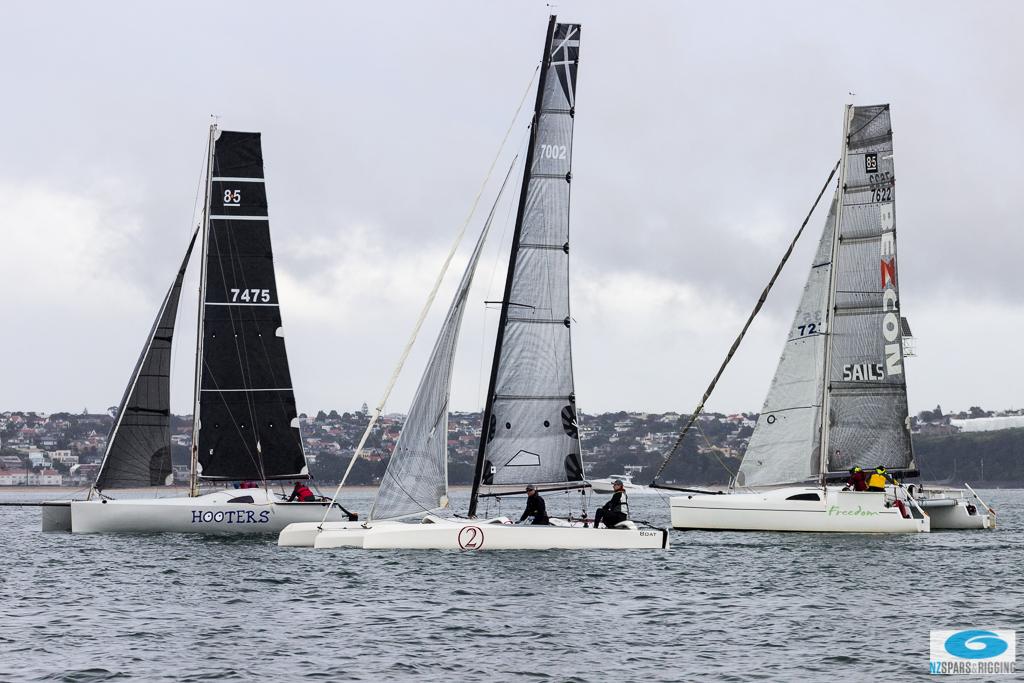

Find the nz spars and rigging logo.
[{"left": 929, "top": 629, "right": 1016, "bottom": 675}]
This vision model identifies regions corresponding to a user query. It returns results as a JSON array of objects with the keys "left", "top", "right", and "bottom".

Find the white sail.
[
  {"left": 737, "top": 195, "right": 836, "bottom": 487},
  {"left": 368, "top": 167, "right": 512, "bottom": 521}
]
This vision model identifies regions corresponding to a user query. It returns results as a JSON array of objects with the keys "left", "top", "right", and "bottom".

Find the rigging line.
[
  {"left": 210, "top": 217, "right": 264, "bottom": 461},
  {"left": 651, "top": 159, "right": 841, "bottom": 485},
  {"left": 318, "top": 67, "right": 542, "bottom": 524},
  {"left": 478, "top": 144, "right": 525, "bottom": 406}
]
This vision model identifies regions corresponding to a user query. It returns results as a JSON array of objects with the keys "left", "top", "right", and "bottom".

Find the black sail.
[
  {"left": 96, "top": 231, "right": 197, "bottom": 489},
  {"left": 196, "top": 130, "right": 307, "bottom": 481},
  {"left": 469, "top": 18, "right": 583, "bottom": 514}
]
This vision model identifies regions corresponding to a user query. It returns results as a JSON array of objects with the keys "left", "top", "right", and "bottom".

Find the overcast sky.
[{"left": 1, "top": 0, "right": 1020, "bottom": 418}]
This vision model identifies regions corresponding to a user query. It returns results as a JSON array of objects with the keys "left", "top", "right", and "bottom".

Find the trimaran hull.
[
  {"left": 280, "top": 515, "right": 669, "bottom": 550},
  {"left": 670, "top": 486, "right": 929, "bottom": 533},
  {"left": 47, "top": 489, "right": 349, "bottom": 534}
]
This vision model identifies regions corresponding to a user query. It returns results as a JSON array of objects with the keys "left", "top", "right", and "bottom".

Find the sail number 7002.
[
  {"left": 230, "top": 288, "right": 271, "bottom": 303},
  {"left": 539, "top": 144, "right": 567, "bottom": 160}
]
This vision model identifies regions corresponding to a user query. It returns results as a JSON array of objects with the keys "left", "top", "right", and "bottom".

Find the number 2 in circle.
[{"left": 458, "top": 526, "right": 484, "bottom": 550}]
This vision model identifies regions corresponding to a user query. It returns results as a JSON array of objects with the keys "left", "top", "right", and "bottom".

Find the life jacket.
[
  {"left": 296, "top": 485, "right": 314, "bottom": 502},
  {"left": 867, "top": 472, "right": 887, "bottom": 490}
]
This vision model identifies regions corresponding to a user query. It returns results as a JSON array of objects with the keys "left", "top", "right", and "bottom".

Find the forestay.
[
  {"left": 96, "top": 231, "right": 197, "bottom": 489},
  {"left": 196, "top": 130, "right": 307, "bottom": 481},
  {"left": 473, "top": 19, "right": 584, "bottom": 502},
  {"left": 824, "top": 104, "right": 913, "bottom": 475},
  {"left": 737, "top": 196, "right": 836, "bottom": 487}
]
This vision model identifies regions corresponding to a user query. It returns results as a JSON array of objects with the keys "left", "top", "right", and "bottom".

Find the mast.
[
  {"left": 468, "top": 15, "right": 558, "bottom": 517},
  {"left": 190, "top": 123, "right": 216, "bottom": 497},
  {"left": 817, "top": 105, "right": 852, "bottom": 486}
]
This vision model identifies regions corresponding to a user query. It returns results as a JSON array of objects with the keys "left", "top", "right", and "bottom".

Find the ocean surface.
[{"left": 1, "top": 486, "right": 1021, "bottom": 682}]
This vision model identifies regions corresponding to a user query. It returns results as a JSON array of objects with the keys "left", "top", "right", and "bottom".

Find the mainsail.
[
  {"left": 469, "top": 17, "right": 583, "bottom": 514},
  {"left": 737, "top": 196, "right": 835, "bottom": 487},
  {"left": 822, "top": 104, "right": 913, "bottom": 476},
  {"left": 737, "top": 104, "right": 913, "bottom": 487},
  {"left": 195, "top": 129, "right": 307, "bottom": 481},
  {"left": 95, "top": 230, "right": 197, "bottom": 489},
  {"left": 368, "top": 166, "right": 513, "bottom": 521}
]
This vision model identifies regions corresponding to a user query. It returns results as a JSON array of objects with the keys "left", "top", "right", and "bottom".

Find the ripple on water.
[{"left": 1, "top": 490, "right": 1022, "bottom": 681}]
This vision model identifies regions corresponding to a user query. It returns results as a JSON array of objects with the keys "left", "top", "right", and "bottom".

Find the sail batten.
[
  {"left": 195, "top": 130, "right": 307, "bottom": 481},
  {"left": 738, "top": 104, "right": 913, "bottom": 488},
  {"left": 96, "top": 230, "right": 198, "bottom": 490},
  {"left": 824, "top": 104, "right": 913, "bottom": 474},
  {"left": 469, "top": 18, "right": 583, "bottom": 514}
]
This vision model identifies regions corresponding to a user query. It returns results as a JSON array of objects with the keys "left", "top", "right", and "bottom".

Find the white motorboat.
[
  {"left": 662, "top": 104, "right": 929, "bottom": 533},
  {"left": 46, "top": 127, "right": 346, "bottom": 534},
  {"left": 670, "top": 486, "right": 927, "bottom": 533},
  {"left": 281, "top": 18, "right": 667, "bottom": 551},
  {"left": 589, "top": 473, "right": 659, "bottom": 495}
]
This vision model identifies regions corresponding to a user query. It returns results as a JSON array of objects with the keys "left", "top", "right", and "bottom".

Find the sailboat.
[
  {"left": 280, "top": 16, "right": 668, "bottom": 551},
  {"left": 47, "top": 126, "right": 351, "bottom": 534},
  {"left": 668, "top": 104, "right": 929, "bottom": 533}
]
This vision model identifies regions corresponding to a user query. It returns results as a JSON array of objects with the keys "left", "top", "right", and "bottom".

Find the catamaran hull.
[
  {"left": 361, "top": 519, "right": 668, "bottom": 550},
  {"left": 923, "top": 502, "right": 990, "bottom": 530},
  {"left": 278, "top": 520, "right": 383, "bottom": 548},
  {"left": 69, "top": 490, "right": 349, "bottom": 534},
  {"left": 915, "top": 489, "right": 993, "bottom": 530},
  {"left": 670, "top": 487, "right": 928, "bottom": 533}
]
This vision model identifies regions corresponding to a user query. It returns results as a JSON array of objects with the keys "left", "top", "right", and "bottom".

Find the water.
[{"left": 1, "top": 488, "right": 1021, "bottom": 682}]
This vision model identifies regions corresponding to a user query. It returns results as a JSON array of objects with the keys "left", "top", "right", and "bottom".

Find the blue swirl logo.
[{"left": 944, "top": 630, "right": 1009, "bottom": 660}]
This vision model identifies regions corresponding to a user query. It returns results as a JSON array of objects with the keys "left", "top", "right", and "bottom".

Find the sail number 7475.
[{"left": 230, "top": 288, "right": 271, "bottom": 303}]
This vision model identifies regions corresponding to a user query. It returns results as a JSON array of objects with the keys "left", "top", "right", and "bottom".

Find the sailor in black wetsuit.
[
  {"left": 519, "top": 484, "right": 549, "bottom": 525},
  {"left": 594, "top": 479, "right": 629, "bottom": 529}
]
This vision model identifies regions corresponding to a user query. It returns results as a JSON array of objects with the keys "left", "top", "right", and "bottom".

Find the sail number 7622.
[{"left": 230, "top": 288, "right": 271, "bottom": 303}]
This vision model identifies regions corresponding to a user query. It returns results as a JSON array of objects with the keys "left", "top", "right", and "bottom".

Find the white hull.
[
  {"left": 68, "top": 489, "right": 349, "bottom": 534},
  {"left": 670, "top": 486, "right": 929, "bottom": 533},
  {"left": 280, "top": 515, "right": 669, "bottom": 550},
  {"left": 915, "top": 487, "right": 993, "bottom": 530}
]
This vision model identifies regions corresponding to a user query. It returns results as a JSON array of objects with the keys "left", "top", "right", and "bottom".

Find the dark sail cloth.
[
  {"left": 594, "top": 491, "right": 628, "bottom": 529},
  {"left": 519, "top": 494, "right": 549, "bottom": 525}
]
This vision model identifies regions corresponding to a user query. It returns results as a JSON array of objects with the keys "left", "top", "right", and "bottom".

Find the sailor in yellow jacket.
[{"left": 867, "top": 466, "right": 895, "bottom": 492}]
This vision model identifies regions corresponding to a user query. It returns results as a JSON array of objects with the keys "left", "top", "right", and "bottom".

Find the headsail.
[
  {"left": 96, "top": 231, "right": 197, "bottom": 489},
  {"left": 369, "top": 165, "right": 515, "bottom": 521},
  {"left": 470, "top": 18, "right": 583, "bottom": 514},
  {"left": 737, "top": 195, "right": 836, "bottom": 488},
  {"left": 822, "top": 104, "right": 913, "bottom": 475},
  {"left": 195, "top": 130, "right": 307, "bottom": 481}
]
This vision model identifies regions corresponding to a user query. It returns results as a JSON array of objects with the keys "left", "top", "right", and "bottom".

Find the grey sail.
[
  {"left": 470, "top": 18, "right": 583, "bottom": 513},
  {"left": 369, "top": 168, "right": 512, "bottom": 521},
  {"left": 96, "top": 230, "right": 197, "bottom": 489},
  {"left": 737, "top": 195, "right": 836, "bottom": 488},
  {"left": 823, "top": 104, "right": 913, "bottom": 475}
]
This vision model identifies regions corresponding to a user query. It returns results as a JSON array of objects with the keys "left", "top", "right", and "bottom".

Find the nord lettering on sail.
[{"left": 879, "top": 202, "right": 902, "bottom": 377}]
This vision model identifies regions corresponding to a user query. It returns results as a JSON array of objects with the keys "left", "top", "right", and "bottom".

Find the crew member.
[
  {"left": 519, "top": 484, "right": 549, "bottom": 525},
  {"left": 594, "top": 479, "right": 629, "bottom": 529},
  {"left": 288, "top": 481, "right": 315, "bottom": 502},
  {"left": 845, "top": 467, "right": 868, "bottom": 492},
  {"left": 867, "top": 466, "right": 892, "bottom": 492}
]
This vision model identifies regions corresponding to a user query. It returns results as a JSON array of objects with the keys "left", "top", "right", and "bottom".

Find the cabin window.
[{"left": 786, "top": 493, "right": 821, "bottom": 501}]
